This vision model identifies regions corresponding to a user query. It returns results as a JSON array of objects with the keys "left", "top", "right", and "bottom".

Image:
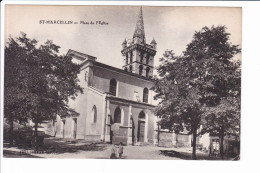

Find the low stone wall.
[
  {"left": 157, "top": 131, "right": 191, "bottom": 148},
  {"left": 158, "top": 131, "right": 174, "bottom": 147},
  {"left": 111, "top": 126, "right": 129, "bottom": 145},
  {"left": 84, "top": 135, "right": 101, "bottom": 142},
  {"left": 174, "top": 133, "right": 190, "bottom": 147}
]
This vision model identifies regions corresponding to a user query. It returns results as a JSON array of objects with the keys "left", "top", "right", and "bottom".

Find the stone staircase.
[{"left": 134, "top": 142, "right": 151, "bottom": 146}]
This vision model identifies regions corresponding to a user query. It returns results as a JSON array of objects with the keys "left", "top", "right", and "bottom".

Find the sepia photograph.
[{"left": 2, "top": 5, "right": 241, "bottom": 160}]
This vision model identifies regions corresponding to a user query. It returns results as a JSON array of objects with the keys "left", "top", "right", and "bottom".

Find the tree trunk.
[
  {"left": 219, "top": 132, "right": 224, "bottom": 159},
  {"left": 157, "top": 124, "right": 160, "bottom": 147},
  {"left": 9, "top": 118, "right": 14, "bottom": 147},
  {"left": 34, "top": 121, "right": 38, "bottom": 152},
  {"left": 192, "top": 129, "right": 197, "bottom": 160},
  {"left": 176, "top": 133, "right": 178, "bottom": 148}
]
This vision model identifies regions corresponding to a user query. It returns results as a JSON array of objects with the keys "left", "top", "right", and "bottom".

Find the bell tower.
[{"left": 121, "top": 7, "right": 157, "bottom": 78}]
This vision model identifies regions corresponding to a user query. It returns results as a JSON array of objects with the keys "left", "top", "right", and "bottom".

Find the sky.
[{"left": 5, "top": 5, "right": 242, "bottom": 71}]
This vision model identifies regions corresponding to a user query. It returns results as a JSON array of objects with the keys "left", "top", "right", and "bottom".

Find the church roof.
[
  {"left": 93, "top": 61, "right": 154, "bottom": 82},
  {"left": 86, "top": 86, "right": 156, "bottom": 108},
  {"left": 133, "top": 7, "right": 146, "bottom": 43},
  {"left": 67, "top": 49, "right": 154, "bottom": 82},
  {"left": 107, "top": 95, "right": 156, "bottom": 108}
]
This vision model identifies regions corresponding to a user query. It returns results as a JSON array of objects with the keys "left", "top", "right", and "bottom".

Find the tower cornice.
[
  {"left": 121, "top": 43, "right": 157, "bottom": 56},
  {"left": 122, "top": 61, "right": 154, "bottom": 69}
]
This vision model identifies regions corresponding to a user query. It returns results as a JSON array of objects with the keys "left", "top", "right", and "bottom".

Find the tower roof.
[
  {"left": 122, "top": 38, "right": 127, "bottom": 44},
  {"left": 151, "top": 38, "right": 157, "bottom": 44},
  {"left": 133, "top": 7, "right": 146, "bottom": 44}
]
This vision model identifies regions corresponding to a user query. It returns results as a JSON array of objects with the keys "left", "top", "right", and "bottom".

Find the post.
[
  {"left": 176, "top": 132, "right": 178, "bottom": 148},
  {"left": 34, "top": 121, "right": 38, "bottom": 152},
  {"left": 220, "top": 131, "right": 224, "bottom": 159},
  {"left": 9, "top": 117, "right": 14, "bottom": 147},
  {"left": 192, "top": 128, "right": 197, "bottom": 160},
  {"left": 157, "top": 122, "right": 160, "bottom": 147}
]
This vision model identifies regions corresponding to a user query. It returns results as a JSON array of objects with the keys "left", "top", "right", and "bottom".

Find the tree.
[
  {"left": 153, "top": 50, "right": 204, "bottom": 159},
  {"left": 184, "top": 26, "right": 241, "bottom": 159},
  {"left": 4, "top": 33, "right": 83, "bottom": 149},
  {"left": 153, "top": 26, "right": 241, "bottom": 159},
  {"left": 202, "top": 96, "right": 240, "bottom": 159},
  {"left": 201, "top": 63, "right": 241, "bottom": 158}
]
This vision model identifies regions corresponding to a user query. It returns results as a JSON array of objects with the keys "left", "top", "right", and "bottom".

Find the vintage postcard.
[{"left": 2, "top": 5, "right": 241, "bottom": 161}]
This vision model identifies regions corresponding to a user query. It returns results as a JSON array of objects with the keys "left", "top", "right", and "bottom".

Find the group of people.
[
  {"left": 208, "top": 145, "right": 219, "bottom": 158},
  {"left": 110, "top": 142, "right": 124, "bottom": 159}
]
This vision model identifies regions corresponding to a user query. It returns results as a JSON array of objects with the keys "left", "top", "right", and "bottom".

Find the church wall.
[
  {"left": 45, "top": 61, "right": 157, "bottom": 144},
  {"left": 56, "top": 88, "right": 105, "bottom": 140},
  {"left": 54, "top": 115, "right": 74, "bottom": 139},
  {"left": 109, "top": 102, "right": 129, "bottom": 126},
  {"left": 50, "top": 67, "right": 88, "bottom": 139},
  {"left": 131, "top": 107, "right": 154, "bottom": 144},
  {"left": 148, "top": 54, "right": 154, "bottom": 67},
  {"left": 134, "top": 49, "right": 140, "bottom": 63},
  {"left": 109, "top": 102, "right": 130, "bottom": 145},
  {"left": 54, "top": 115, "right": 63, "bottom": 138},
  {"left": 64, "top": 73, "right": 88, "bottom": 139},
  {"left": 146, "top": 109, "right": 155, "bottom": 143},
  {"left": 93, "top": 65, "right": 154, "bottom": 103},
  {"left": 52, "top": 66, "right": 106, "bottom": 140},
  {"left": 84, "top": 88, "right": 105, "bottom": 141}
]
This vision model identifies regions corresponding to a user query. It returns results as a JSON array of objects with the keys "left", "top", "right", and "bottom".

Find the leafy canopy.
[
  {"left": 153, "top": 26, "right": 241, "bottom": 136},
  {"left": 4, "top": 32, "right": 83, "bottom": 124}
]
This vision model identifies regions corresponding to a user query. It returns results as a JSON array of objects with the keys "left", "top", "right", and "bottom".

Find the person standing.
[
  {"left": 118, "top": 142, "right": 124, "bottom": 159},
  {"left": 208, "top": 145, "right": 212, "bottom": 157}
]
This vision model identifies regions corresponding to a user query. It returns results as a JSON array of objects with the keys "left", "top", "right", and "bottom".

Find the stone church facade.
[{"left": 50, "top": 7, "right": 160, "bottom": 145}]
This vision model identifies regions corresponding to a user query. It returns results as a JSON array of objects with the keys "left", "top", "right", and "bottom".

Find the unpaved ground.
[
  {"left": 3, "top": 145, "right": 209, "bottom": 159},
  {"left": 3, "top": 137, "right": 210, "bottom": 160}
]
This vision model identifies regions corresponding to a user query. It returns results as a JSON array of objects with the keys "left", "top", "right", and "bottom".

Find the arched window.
[
  {"left": 143, "top": 88, "right": 149, "bottom": 103},
  {"left": 109, "top": 79, "right": 117, "bottom": 96},
  {"left": 114, "top": 107, "right": 121, "bottom": 124},
  {"left": 146, "top": 54, "right": 150, "bottom": 64},
  {"left": 139, "top": 65, "right": 143, "bottom": 76},
  {"left": 140, "top": 52, "right": 144, "bottom": 63},
  {"left": 92, "top": 105, "right": 97, "bottom": 123},
  {"left": 129, "top": 65, "right": 133, "bottom": 72},
  {"left": 146, "top": 67, "right": 150, "bottom": 77},
  {"left": 139, "top": 111, "right": 146, "bottom": 119},
  {"left": 126, "top": 53, "right": 129, "bottom": 64},
  {"left": 130, "top": 51, "right": 133, "bottom": 63}
]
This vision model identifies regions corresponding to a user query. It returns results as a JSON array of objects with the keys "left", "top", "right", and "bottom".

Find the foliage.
[
  {"left": 4, "top": 32, "right": 83, "bottom": 144},
  {"left": 153, "top": 26, "right": 241, "bottom": 159}
]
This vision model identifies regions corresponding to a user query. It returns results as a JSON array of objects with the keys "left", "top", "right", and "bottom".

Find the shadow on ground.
[
  {"left": 3, "top": 150, "right": 42, "bottom": 158},
  {"left": 160, "top": 150, "right": 217, "bottom": 160},
  {"left": 160, "top": 150, "right": 237, "bottom": 160},
  {"left": 160, "top": 150, "right": 195, "bottom": 160},
  {"left": 3, "top": 137, "right": 108, "bottom": 158},
  {"left": 37, "top": 138, "right": 107, "bottom": 154}
]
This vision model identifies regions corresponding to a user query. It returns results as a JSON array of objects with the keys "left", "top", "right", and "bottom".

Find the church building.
[{"left": 51, "top": 7, "right": 159, "bottom": 145}]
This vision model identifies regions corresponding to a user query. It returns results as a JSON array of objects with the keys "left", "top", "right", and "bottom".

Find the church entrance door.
[{"left": 137, "top": 120, "right": 145, "bottom": 142}]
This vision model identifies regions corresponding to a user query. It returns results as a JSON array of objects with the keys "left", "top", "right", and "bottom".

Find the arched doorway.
[
  {"left": 111, "top": 107, "right": 122, "bottom": 144},
  {"left": 114, "top": 107, "right": 121, "bottom": 124},
  {"left": 137, "top": 111, "right": 146, "bottom": 142}
]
